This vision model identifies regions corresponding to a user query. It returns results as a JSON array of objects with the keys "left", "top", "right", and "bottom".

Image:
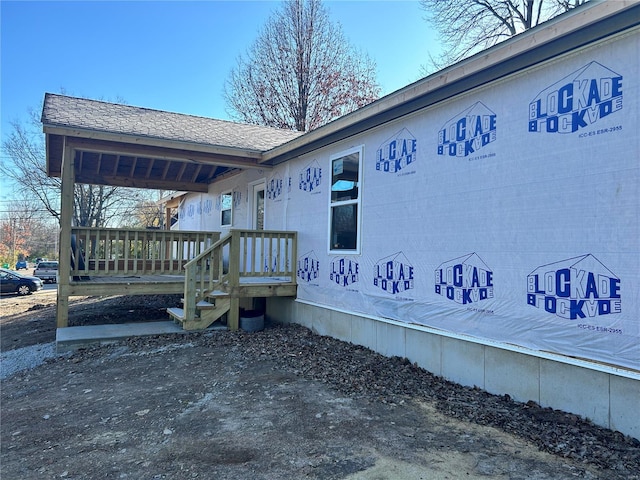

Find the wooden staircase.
[
  {"left": 168, "top": 291, "right": 230, "bottom": 331},
  {"left": 167, "top": 229, "right": 297, "bottom": 331}
]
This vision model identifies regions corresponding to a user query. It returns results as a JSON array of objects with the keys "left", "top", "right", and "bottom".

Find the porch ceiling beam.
[
  {"left": 65, "top": 137, "right": 271, "bottom": 171},
  {"left": 190, "top": 164, "right": 203, "bottom": 183},
  {"left": 175, "top": 162, "right": 188, "bottom": 182},
  {"left": 161, "top": 160, "right": 172, "bottom": 181},
  {"left": 129, "top": 157, "right": 138, "bottom": 177},
  {"left": 145, "top": 158, "right": 155, "bottom": 179},
  {"left": 44, "top": 125, "right": 265, "bottom": 160},
  {"left": 74, "top": 172, "right": 209, "bottom": 193},
  {"left": 206, "top": 165, "right": 222, "bottom": 182},
  {"left": 212, "top": 167, "right": 242, "bottom": 183}
]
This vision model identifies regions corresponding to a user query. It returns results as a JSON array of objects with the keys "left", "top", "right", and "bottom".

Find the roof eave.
[
  {"left": 42, "top": 123, "right": 265, "bottom": 160},
  {"left": 262, "top": 0, "right": 638, "bottom": 165}
]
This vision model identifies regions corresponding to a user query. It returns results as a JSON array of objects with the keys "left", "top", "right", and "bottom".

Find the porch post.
[
  {"left": 164, "top": 206, "right": 172, "bottom": 231},
  {"left": 56, "top": 139, "right": 74, "bottom": 328},
  {"left": 227, "top": 230, "right": 241, "bottom": 331}
]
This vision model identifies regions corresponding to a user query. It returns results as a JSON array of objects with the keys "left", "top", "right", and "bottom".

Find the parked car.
[
  {"left": 15, "top": 260, "right": 28, "bottom": 270},
  {"left": 34, "top": 261, "right": 59, "bottom": 284},
  {"left": 0, "top": 268, "right": 43, "bottom": 295}
]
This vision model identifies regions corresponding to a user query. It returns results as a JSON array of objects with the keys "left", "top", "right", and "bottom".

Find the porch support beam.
[
  {"left": 65, "top": 138, "right": 271, "bottom": 171},
  {"left": 227, "top": 231, "right": 241, "bottom": 331},
  {"left": 228, "top": 298, "right": 240, "bottom": 331},
  {"left": 67, "top": 282, "right": 184, "bottom": 297},
  {"left": 77, "top": 173, "right": 209, "bottom": 193},
  {"left": 56, "top": 138, "right": 74, "bottom": 328},
  {"left": 45, "top": 126, "right": 266, "bottom": 162}
]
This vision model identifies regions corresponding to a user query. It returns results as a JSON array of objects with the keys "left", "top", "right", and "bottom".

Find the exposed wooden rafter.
[
  {"left": 190, "top": 164, "right": 203, "bottom": 183},
  {"left": 65, "top": 137, "right": 270, "bottom": 170},
  {"left": 145, "top": 158, "right": 155, "bottom": 179},
  {"left": 129, "top": 157, "right": 138, "bottom": 177},
  {"left": 176, "top": 162, "right": 188, "bottom": 182},
  {"left": 161, "top": 160, "right": 171, "bottom": 181},
  {"left": 77, "top": 151, "right": 84, "bottom": 173}
]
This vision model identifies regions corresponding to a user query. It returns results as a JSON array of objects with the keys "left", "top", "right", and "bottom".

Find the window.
[
  {"left": 221, "top": 192, "right": 232, "bottom": 226},
  {"left": 329, "top": 146, "right": 362, "bottom": 253}
]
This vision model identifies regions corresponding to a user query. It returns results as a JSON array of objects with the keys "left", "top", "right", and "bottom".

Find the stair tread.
[
  {"left": 196, "top": 300, "right": 216, "bottom": 309},
  {"left": 198, "top": 298, "right": 230, "bottom": 308},
  {"left": 167, "top": 307, "right": 185, "bottom": 321},
  {"left": 206, "top": 290, "right": 229, "bottom": 298}
]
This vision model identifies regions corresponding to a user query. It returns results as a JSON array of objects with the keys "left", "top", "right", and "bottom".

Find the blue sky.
[
  {"left": 0, "top": 1, "right": 440, "bottom": 204},
  {"left": 1, "top": 1, "right": 439, "bottom": 133}
]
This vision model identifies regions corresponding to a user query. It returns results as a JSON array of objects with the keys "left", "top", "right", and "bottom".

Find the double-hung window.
[
  {"left": 329, "top": 146, "right": 362, "bottom": 254},
  {"left": 221, "top": 192, "right": 233, "bottom": 227}
]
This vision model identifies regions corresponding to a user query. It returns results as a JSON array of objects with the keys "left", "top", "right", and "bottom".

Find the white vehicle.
[{"left": 34, "top": 261, "right": 59, "bottom": 284}]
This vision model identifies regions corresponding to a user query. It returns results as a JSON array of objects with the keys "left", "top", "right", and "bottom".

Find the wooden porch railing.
[
  {"left": 182, "top": 229, "right": 297, "bottom": 327},
  {"left": 70, "top": 227, "right": 220, "bottom": 277}
]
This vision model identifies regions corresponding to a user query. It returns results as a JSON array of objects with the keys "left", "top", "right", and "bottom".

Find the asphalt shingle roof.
[{"left": 42, "top": 93, "right": 303, "bottom": 152}]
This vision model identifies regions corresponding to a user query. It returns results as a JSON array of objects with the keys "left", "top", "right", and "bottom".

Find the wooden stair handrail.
[
  {"left": 183, "top": 232, "right": 232, "bottom": 323},
  {"left": 181, "top": 229, "right": 298, "bottom": 329},
  {"left": 183, "top": 231, "right": 231, "bottom": 270}
]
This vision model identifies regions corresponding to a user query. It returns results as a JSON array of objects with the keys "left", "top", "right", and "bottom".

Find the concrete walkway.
[{"left": 56, "top": 321, "right": 226, "bottom": 352}]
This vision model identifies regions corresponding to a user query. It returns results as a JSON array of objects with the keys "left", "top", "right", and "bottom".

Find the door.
[
  {"left": 248, "top": 181, "right": 266, "bottom": 272},
  {"left": 250, "top": 181, "right": 265, "bottom": 230}
]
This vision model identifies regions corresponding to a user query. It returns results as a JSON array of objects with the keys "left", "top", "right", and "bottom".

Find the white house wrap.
[
  {"left": 43, "top": 1, "right": 639, "bottom": 440},
  {"left": 259, "top": 31, "right": 638, "bottom": 372},
  {"left": 169, "top": 5, "right": 639, "bottom": 438}
]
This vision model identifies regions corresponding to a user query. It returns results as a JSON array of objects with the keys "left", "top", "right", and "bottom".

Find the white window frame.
[
  {"left": 328, "top": 145, "right": 363, "bottom": 255},
  {"left": 220, "top": 191, "right": 233, "bottom": 227}
]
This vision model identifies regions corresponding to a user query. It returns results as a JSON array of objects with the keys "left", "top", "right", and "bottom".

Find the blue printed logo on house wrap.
[
  {"left": 437, "top": 102, "right": 497, "bottom": 157},
  {"left": 376, "top": 128, "right": 417, "bottom": 173},
  {"left": 299, "top": 160, "right": 322, "bottom": 192},
  {"left": 330, "top": 257, "right": 359, "bottom": 287},
  {"left": 297, "top": 251, "right": 320, "bottom": 283},
  {"left": 529, "top": 62, "right": 623, "bottom": 134},
  {"left": 374, "top": 252, "right": 414, "bottom": 294},
  {"left": 435, "top": 253, "right": 494, "bottom": 305},
  {"left": 267, "top": 173, "right": 291, "bottom": 200},
  {"left": 527, "top": 254, "right": 621, "bottom": 320}
]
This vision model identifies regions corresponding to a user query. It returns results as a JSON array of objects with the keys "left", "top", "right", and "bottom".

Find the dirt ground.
[{"left": 1, "top": 290, "right": 639, "bottom": 479}]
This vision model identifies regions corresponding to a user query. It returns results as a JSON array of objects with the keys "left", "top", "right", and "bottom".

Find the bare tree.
[
  {"left": 0, "top": 214, "right": 31, "bottom": 266},
  {"left": 225, "top": 0, "right": 380, "bottom": 132},
  {"left": 420, "top": 0, "right": 590, "bottom": 71},
  {"left": 0, "top": 199, "right": 58, "bottom": 264},
  {"left": 121, "top": 198, "right": 166, "bottom": 229},
  {"left": 1, "top": 104, "right": 155, "bottom": 228}
]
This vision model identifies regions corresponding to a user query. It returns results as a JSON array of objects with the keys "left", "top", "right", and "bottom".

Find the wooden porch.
[
  {"left": 167, "top": 228, "right": 297, "bottom": 330},
  {"left": 42, "top": 94, "right": 302, "bottom": 332},
  {"left": 58, "top": 227, "right": 297, "bottom": 330}
]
